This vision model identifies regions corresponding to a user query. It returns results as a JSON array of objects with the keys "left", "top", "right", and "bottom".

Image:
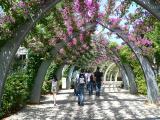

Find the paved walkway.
[{"left": 3, "top": 85, "right": 160, "bottom": 120}]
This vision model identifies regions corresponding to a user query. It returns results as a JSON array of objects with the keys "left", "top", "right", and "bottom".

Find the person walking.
[
  {"left": 88, "top": 73, "right": 94, "bottom": 95},
  {"left": 51, "top": 75, "right": 58, "bottom": 106},
  {"left": 74, "top": 71, "right": 80, "bottom": 96},
  {"left": 77, "top": 69, "right": 86, "bottom": 106},
  {"left": 94, "top": 67, "right": 103, "bottom": 97}
]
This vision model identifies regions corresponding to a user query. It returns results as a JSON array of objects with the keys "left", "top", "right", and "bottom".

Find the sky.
[{"left": 95, "top": 0, "right": 138, "bottom": 45}]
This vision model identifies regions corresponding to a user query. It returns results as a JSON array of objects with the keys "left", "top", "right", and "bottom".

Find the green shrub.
[
  {"left": 58, "top": 79, "right": 62, "bottom": 90},
  {"left": 0, "top": 50, "right": 43, "bottom": 119},
  {"left": 131, "top": 61, "right": 147, "bottom": 95},
  {"left": 157, "top": 75, "right": 160, "bottom": 92},
  {"left": 63, "top": 66, "right": 70, "bottom": 78},
  {"left": 26, "top": 50, "right": 42, "bottom": 95},
  {"left": 0, "top": 71, "right": 29, "bottom": 119},
  {"left": 119, "top": 45, "right": 147, "bottom": 95},
  {"left": 41, "top": 63, "right": 60, "bottom": 94}
]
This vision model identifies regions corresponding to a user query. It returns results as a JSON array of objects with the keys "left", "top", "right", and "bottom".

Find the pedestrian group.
[
  {"left": 74, "top": 67, "right": 103, "bottom": 106},
  {"left": 49, "top": 66, "right": 103, "bottom": 107}
]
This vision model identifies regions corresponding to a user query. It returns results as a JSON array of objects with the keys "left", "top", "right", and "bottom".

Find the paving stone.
[{"left": 3, "top": 85, "right": 160, "bottom": 120}]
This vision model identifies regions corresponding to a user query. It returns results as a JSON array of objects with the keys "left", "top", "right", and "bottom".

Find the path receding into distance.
[{"left": 3, "top": 83, "right": 160, "bottom": 120}]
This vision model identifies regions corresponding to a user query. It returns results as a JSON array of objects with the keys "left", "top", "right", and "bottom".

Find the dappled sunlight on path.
[{"left": 3, "top": 85, "right": 160, "bottom": 120}]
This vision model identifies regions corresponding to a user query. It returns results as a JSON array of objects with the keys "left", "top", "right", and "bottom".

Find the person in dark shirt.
[{"left": 94, "top": 67, "right": 103, "bottom": 96}]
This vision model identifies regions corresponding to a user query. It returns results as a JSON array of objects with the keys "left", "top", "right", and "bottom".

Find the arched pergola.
[
  {"left": 29, "top": 23, "right": 96, "bottom": 103},
  {"left": 0, "top": 0, "right": 160, "bottom": 108},
  {"left": 97, "top": 22, "right": 159, "bottom": 103},
  {"left": 107, "top": 47, "right": 138, "bottom": 94},
  {"left": 104, "top": 63, "right": 115, "bottom": 81}
]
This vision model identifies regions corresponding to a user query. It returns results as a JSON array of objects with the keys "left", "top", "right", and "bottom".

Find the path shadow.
[{"left": 4, "top": 87, "right": 160, "bottom": 120}]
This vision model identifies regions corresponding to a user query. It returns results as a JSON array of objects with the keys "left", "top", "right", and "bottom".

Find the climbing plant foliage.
[
  {"left": 26, "top": 50, "right": 43, "bottom": 95},
  {"left": 41, "top": 63, "right": 61, "bottom": 94}
]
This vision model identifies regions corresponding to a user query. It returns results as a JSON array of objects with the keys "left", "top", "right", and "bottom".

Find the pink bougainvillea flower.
[
  {"left": 59, "top": 48, "right": 65, "bottom": 54},
  {"left": 79, "top": 33, "right": 84, "bottom": 42},
  {"left": 17, "top": 1, "right": 26, "bottom": 8},
  {"left": 85, "top": 0, "right": 93, "bottom": 6},
  {"left": 67, "top": 42, "right": 72, "bottom": 48},
  {"left": 88, "top": 10, "right": 93, "bottom": 17},
  {"left": 82, "top": 44, "right": 87, "bottom": 49},
  {"left": 140, "top": 38, "right": 152, "bottom": 47},
  {"left": 135, "top": 19, "right": 144, "bottom": 25},
  {"left": 98, "top": 12, "right": 105, "bottom": 19},
  {"left": 67, "top": 26, "right": 73, "bottom": 35},
  {"left": 108, "top": 18, "right": 121, "bottom": 25},
  {"left": 72, "top": 38, "right": 77, "bottom": 45},
  {"left": 128, "top": 34, "right": 136, "bottom": 42},
  {"left": 73, "top": 0, "right": 80, "bottom": 12}
]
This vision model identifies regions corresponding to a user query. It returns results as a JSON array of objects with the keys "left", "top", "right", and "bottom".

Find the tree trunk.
[{"left": 30, "top": 60, "right": 52, "bottom": 104}]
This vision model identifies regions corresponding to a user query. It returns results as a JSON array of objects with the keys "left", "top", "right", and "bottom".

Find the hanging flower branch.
[
  {"left": 96, "top": 0, "right": 155, "bottom": 58},
  {"left": 0, "top": 0, "right": 56, "bottom": 46}
]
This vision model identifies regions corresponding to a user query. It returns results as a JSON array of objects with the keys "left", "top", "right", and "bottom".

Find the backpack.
[{"left": 78, "top": 73, "right": 85, "bottom": 84}]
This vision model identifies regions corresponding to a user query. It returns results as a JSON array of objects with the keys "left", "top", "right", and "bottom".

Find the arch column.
[
  {"left": 66, "top": 65, "right": 75, "bottom": 89},
  {"left": 132, "top": 0, "right": 160, "bottom": 20},
  {"left": 114, "top": 61, "right": 134, "bottom": 92},
  {"left": 101, "top": 62, "right": 110, "bottom": 81},
  {"left": 107, "top": 66, "right": 115, "bottom": 81},
  {"left": 56, "top": 64, "right": 65, "bottom": 90},
  {"left": 119, "top": 64, "right": 129, "bottom": 90},
  {"left": 110, "top": 74, "right": 113, "bottom": 82},
  {"left": 30, "top": 60, "right": 52, "bottom": 104},
  {"left": 114, "top": 70, "right": 119, "bottom": 88},
  {"left": 56, "top": 64, "right": 65, "bottom": 80},
  {"left": 123, "top": 64, "right": 138, "bottom": 94},
  {"left": 127, "top": 41, "right": 159, "bottom": 102},
  {"left": 109, "top": 73, "right": 113, "bottom": 89}
]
